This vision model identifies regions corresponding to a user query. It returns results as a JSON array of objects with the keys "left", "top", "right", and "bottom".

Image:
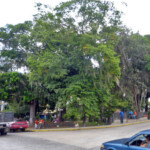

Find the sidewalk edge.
[{"left": 27, "top": 120, "right": 150, "bottom": 132}]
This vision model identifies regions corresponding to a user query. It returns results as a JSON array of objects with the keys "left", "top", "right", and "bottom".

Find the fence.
[
  {"left": 37, "top": 121, "right": 74, "bottom": 129},
  {"left": 0, "top": 112, "right": 14, "bottom": 122},
  {"left": 113, "top": 112, "right": 147, "bottom": 120}
]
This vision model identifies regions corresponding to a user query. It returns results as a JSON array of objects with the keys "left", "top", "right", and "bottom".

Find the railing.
[
  {"left": 0, "top": 112, "right": 14, "bottom": 122},
  {"left": 113, "top": 112, "right": 147, "bottom": 120}
]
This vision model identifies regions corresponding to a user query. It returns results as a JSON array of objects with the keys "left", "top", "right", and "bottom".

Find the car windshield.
[
  {"left": 15, "top": 120, "right": 25, "bottom": 122},
  {"left": 128, "top": 134, "right": 147, "bottom": 147}
]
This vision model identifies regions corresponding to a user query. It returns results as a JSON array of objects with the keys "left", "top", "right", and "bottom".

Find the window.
[{"left": 129, "top": 134, "right": 147, "bottom": 147}]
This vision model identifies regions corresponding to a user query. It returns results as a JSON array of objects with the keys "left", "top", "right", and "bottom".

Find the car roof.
[
  {"left": 139, "top": 129, "right": 150, "bottom": 134},
  {"left": 15, "top": 120, "right": 26, "bottom": 122}
]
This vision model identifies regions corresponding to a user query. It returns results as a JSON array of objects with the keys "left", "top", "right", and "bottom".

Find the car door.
[
  {"left": 117, "top": 145, "right": 150, "bottom": 150},
  {"left": 112, "top": 143, "right": 149, "bottom": 150},
  {"left": 127, "top": 145, "right": 149, "bottom": 150},
  {"left": 126, "top": 134, "right": 150, "bottom": 150}
]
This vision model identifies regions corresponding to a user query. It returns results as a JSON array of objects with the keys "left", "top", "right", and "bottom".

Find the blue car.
[{"left": 100, "top": 130, "right": 150, "bottom": 150}]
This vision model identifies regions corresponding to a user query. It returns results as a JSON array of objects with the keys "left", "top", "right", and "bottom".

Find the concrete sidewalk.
[{"left": 27, "top": 117, "right": 150, "bottom": 132}]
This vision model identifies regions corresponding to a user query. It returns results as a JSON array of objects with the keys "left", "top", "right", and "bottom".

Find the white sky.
[{"left": 0, "top": 0, "right": 150, "bottom": 35}]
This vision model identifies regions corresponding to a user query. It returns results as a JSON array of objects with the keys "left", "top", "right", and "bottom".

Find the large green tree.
[
  {"left": 116, "top": 31, "right": 150, "bottom": 114},
  {"left": 0, "top": 21, "right": 32, "bottom": 72},
  {"left": 28, "top": 0, "right": 122, "bottom": 125}
]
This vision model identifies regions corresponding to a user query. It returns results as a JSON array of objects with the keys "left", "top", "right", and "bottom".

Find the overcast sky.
[{"left": 0, "top": 0, "right": 150, "bottom": 35}]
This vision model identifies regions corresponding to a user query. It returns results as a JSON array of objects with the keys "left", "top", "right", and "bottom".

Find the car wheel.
[
  {"left": 1, "top": 131, "right": 7, "bottom": 135},
  {"left": 10, "top": 129, "right": 13, "bottom": 132},
  {"left": 21, "top": 128, "right": 25, "bottom": 132}
]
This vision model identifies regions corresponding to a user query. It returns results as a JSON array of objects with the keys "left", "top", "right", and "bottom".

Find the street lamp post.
[
  {"left": 123, "top": 93, "right": 126, "bottom": 111},
  {"left": 123, "top": 93, "right": 128, "bottom": 123}
]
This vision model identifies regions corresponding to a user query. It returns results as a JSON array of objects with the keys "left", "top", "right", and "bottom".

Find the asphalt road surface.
[{"left": 1, "top": 122, "right": 150, "bottom": 150}]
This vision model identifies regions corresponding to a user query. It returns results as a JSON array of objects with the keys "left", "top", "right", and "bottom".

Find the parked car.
[
  {"left": 8, "top": 120, "right": 29, "bottom": 132},
  {"left": 100, "top": 130, "right": 150, "bottom": 150},
  {"left": 0, "top": 123, "right": 9, "bottom": 135}
]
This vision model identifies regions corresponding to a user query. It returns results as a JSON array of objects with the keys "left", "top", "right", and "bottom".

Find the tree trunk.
[
  {"left": 29, "top": 100, "right": 36, "bottom": 126},
  {"left": 145, "top": 97, "right": 148, "bottom": 112},
  {"left": 107, "top": 116, "right": 113, "bottom": 125},
  {"left": 83, "top": 114, "right": 87, "bottom": 127},
  {"left": 134, "top": 87, "right": 139, "bottom": 112},
  {"left": 59, "top": 108, "right": 66, "bottom": 122}
]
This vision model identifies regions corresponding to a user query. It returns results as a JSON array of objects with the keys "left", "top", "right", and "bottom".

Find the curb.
[{"left": 27, "top": 120, "right": 150, "bottom": 132}]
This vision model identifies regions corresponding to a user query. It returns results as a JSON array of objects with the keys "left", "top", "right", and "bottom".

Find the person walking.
[
  {"left": 35, "top": 119, "right": 39, "bottom": 129},
  {"left": 120, "top": 110, "right": 124, "bottom": 123},
  {"left": 134, "top": 111, "right": 137, "bottom": 119},
  {"left": 39, "top": 119, "right": 44, "bottom": 129}
]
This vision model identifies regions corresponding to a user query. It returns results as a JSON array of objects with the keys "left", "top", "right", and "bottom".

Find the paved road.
[{"left": 1, "top": 122, "right": 150, "bottom": 150}]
